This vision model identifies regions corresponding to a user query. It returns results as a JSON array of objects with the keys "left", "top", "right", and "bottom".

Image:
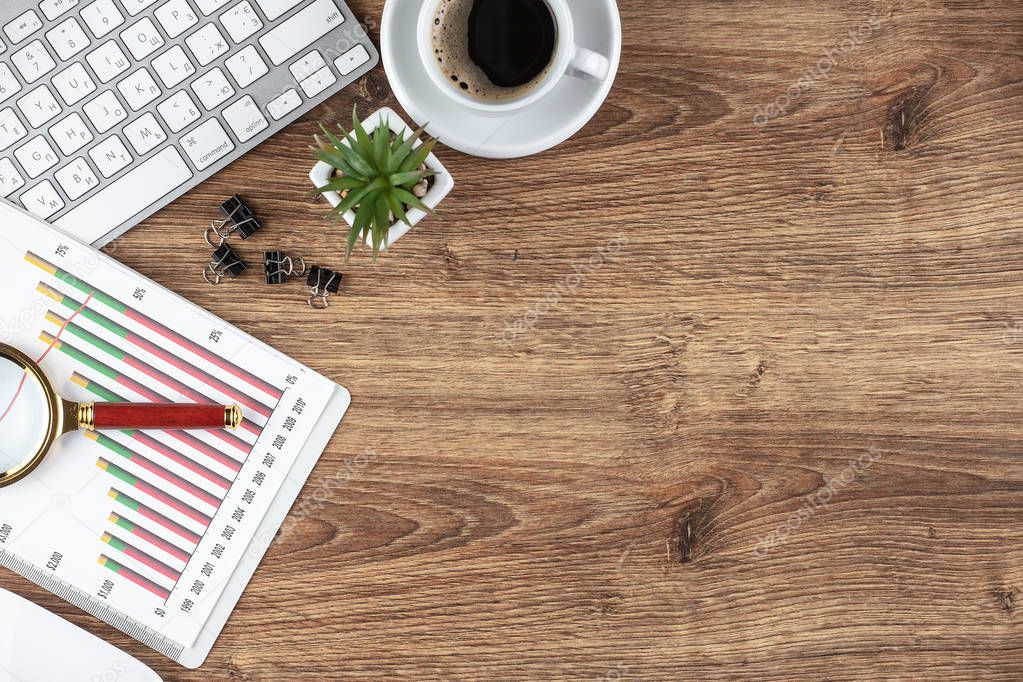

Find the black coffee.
[{"left": 431, "top": 0, "right": 557, "bottom": 102}]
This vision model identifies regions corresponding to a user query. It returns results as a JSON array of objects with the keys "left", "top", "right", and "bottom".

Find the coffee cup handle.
[{"left": 568, "top": 46, "right": 611, "bottom": 81}]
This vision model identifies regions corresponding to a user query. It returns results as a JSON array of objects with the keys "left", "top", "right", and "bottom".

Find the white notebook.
[
  {"left": 0, "top": 587, "right": 162, "bottom": 681},
  {"left": 0, "top": 201, "right": 351, "bottom": 668}
]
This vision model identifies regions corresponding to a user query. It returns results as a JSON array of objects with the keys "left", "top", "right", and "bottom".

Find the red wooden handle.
[{"left": 92, "top": 403, "right": 237, "bottom": 430}]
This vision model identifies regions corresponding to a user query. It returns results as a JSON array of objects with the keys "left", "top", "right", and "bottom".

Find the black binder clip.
[
  {"left": 264, "top": 250, "right": 307, "bottom": 285},
  {"left": 205, "top": 196, "right": 262, "bottom": 246},
  {"left": 203, "top": 243, "right": 247, "bottom": 285},
  {"left": 307, "top": 266, "right": 341, "bottom": 308}
]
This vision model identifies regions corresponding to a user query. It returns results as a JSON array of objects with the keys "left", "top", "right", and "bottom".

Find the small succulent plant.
[{"left": 313, "top": 108, "right": 438, "bottom": 260}]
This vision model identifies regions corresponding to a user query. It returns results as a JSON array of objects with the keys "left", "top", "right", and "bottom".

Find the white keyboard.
[{"left": 0, "top": 0, "right": 377, "bottom": 246}]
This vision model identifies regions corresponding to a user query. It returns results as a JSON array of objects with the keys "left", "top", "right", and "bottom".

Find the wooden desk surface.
[{"left": 4, "top": 0, "right": 1023, "bottom": 679}]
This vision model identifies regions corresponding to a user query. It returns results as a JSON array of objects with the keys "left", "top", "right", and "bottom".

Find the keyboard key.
[
  {"left": 260, "top": 0, "right": 345, "bottom": 66},
  {"left": 120, "top": 0, "right": 160, "bottom": 15},
  {"left": 117, "top": 67, "right": 161, "bottom": 110},
  {"left": 120, "top": 17, "right": 165, "bottom": 60},
  {"left": 4, "top": 11, "right": 43, "bottom": 45},
  {"left": 290, "top": 50, "right": 325, "bottom": 82},
  {"left": 45, "top": 17, "right": 92, "bottom": 60},
  {"left": 82, "top": 89, "right": 126, "bottom": 132},
  {"left": 154, "top": 0, "right": 198, "bottom": 38},
  {"left": 0, "top": 64, "right": 22, "bottom": 105},
  {"left": 80, "top": 0, "right": 125, "bottom": 38},
  {"left": 157, "top": 89, "right": 199, "bottom": 132},
  {"left": 266, "top": 88, "right": 300, "bottom": 120},
  {"left": 86, "top": 40, "right": 130, "bottom": 82},
  {"left": 221, "top": 1, "right": 263, "bottom": 43},
  {"left": 17, "top": 84, "right": 62, "bottom": 127},
  {"left": 193, "top": 0, "right": 231, "bottom": 15},
  {"left": 40, "top": 0, "right": 81, "bottom": 22},
  {"left": 0, "top": 158, "right": 26, "bottom": 197},
  {"left": 0, "top": 0, "right": 376, "bottom": 244},
  {"left": 11, "top": 40, "right": 56, "bottom": 83},
  {"left": 54, "top": 146, "right": 193, "bottom": 240},
  {"left": 15, "top": 135, "right": 60, "bottom": 178},
  {"left": 185, "top": 23, "right": 229, "bottom": 66},
  {"left": 55, "top": 157, "right": 99, "bottom": 200},
  {"left": 151, "top": 44, "right": 196, "bottom": 88},
  {"left": 180, "top": 117, "right": 233, "bottom": 170},
  {"left": 223, "top": 95, "right": 267, "bottom": 142},
  {"left": 52, "top": 63, "right": 98, "bottom": 105},
  {"left": 89, "top": 134, "right": 132, "bottom": 176},
  {"left": 123, "top": 111, "right": 167, "bottom": 154},
  {"left": 0, "top": 108, "right": 27, "bottom": 150},
  {"left": 300, "top": 66, "right": 335, "bottom": 98},
  {"left": 225, "top": 45, "right": 267, "bottom": 87},
  {"left": 49, "top": 111, "right": 93, "bottom": 154},
  {"left": 191, "top": 66, "right": 233, "bottom": 109},
  {"left": 21, "top": 180, "right": 65, "bottom": 219},
  {"left": 253, "top": 0, "right": 301, "bottom": 21},
  {"left": 335, "top": 44, "right": 370, "bottom": 76}
]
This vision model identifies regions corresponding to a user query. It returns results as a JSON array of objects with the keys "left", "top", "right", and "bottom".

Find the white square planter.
[{"left": 309, "top": 107, "right": 454, "bottom": 251}]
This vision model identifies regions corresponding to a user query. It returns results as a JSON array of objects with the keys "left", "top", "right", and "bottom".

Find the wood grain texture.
[{"left": 3, "top": 0, "right": 1023, "bottom": 679}]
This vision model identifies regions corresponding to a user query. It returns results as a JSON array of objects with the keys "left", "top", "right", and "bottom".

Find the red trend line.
[
  {"left": 0, "top": 293, "right": 94, "bottom": 426},
  {"left": 0, "top": 373, "right": 26, "bottom": 425}
]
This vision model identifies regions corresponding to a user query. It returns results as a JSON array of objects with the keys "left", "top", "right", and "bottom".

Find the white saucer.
[{"left": 381, "top": 0, "right": 622, "bottom": 159}]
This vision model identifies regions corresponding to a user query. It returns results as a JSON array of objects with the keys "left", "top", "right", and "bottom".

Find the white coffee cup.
[{"left": 416, "top": 0, "right": 612, "bottom": 115}]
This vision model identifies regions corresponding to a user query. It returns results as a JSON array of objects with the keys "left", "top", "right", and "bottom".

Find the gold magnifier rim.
[{"left": 0, "top": 343, "right": 61, "bottom": 488}]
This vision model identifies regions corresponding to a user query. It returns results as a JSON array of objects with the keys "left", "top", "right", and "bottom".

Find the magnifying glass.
[{"left": 0, "top": 343, "right": 241, "bottom": 488}]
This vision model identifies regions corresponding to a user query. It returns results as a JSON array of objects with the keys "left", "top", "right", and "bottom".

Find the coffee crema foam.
[{"left": 431, "top": 0, "right": 555, "bottom": 102}]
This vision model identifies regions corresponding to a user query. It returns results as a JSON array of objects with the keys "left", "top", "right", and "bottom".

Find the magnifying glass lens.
[{"left": 0, "top": 355, "right": 52, "bottom": 476}]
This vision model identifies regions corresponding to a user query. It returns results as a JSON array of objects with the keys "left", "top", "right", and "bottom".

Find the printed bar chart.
[
  {"left": 26, "top": 252, "right": 276, "bottom": 633},
  {"left": 98, "top": 555, "right": 171, "bottom": 600},
  {"left": 73, "top": 373, "right": 243, "bottom": 472},
  {"left": 127, "top": 431, "right": 232, "bottom": 491},
  {"left": 85, "top": 432, "right": 222, "bottom": 508},
  {"left": 0, "top": 217, "right": 347, "bottom": 662},
  {"left": 44, "top": 310, "right": 264, "bottom": 437},
  {"left": 39, "top": 283, "right": 274, "bottom": 417},
  {"left": 97, "top": 459, "right": 213, "bottom": 526},
  {"left": 109, "top": 490, "right": 202, "bottom": 545},
  {"left": 101, "top": 532, "right": 180, "bottom": 581},
  {"left": 109, "top": 512, "right": 191, "bottom": 563},
  {"left": 40, "top": 331, "right": 255, "bottom": 455},
  {"left": 26, "top": 253, "right": 283, "bottom": 399}
]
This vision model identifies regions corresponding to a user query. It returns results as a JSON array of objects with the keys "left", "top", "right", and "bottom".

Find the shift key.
[{"left": 259, "top": 0, "right": 345, "bottom": 66}]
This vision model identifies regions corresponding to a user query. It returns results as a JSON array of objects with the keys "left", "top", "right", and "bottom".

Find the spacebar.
[{"left": 55, "top": 147, "right": 193, "bottom": 244}]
